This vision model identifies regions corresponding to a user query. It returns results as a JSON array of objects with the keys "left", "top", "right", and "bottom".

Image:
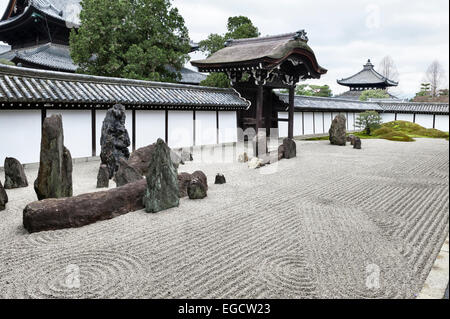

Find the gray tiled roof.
[
  {"left": 378, "top": 102, "right": 449, "bottom": 114},
  {"left": 0, "top": 43, "right": 209, "bottom": 84},
  {"left": 30, "top": 0, "right": 81, "bottom": 25},
  {"left": 337, "top": 60, "right": 398, "bottom": 87},
  {"left": 0, "top": 64, "right": 249, "bottom": 110},
  {"left": 275, "top": 93, "right": 449, "bottom": 114},
  {"left": 275, "top": 93, "right": 382, "bottom": 111},
  {"left": 0, "top": 43, "right": 77, "bottom": 72}
]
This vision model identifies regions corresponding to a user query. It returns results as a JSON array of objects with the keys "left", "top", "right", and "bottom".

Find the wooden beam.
[
  {"left": 91, "top": 109, "right": 96, "bottom": 157},
  {"left": 302, "top": 112, "right": 305, "bottom": 135},
  {"left": 216, "top": 110, "right": 220, "bottom": 145},
  {"left": 433, "top": 114, "right": 436, "bottom": 129},
  {"left": 255, "top": 85, "right": 264, "bottom": 156},
  {"left": 288, "top": 86, "right": 294, "bottom": 138},
  {"left": 41, "top": 108, "right": 47, "bottom": 127},
  {"left": 165, "top": 108, "right": 169, "bottom": 143},
  {"left": 132, "top": 110, "right": 136, "bottom": 152},
  {"left": 193, "top": 109, "right": 196, "bottom": 146}
]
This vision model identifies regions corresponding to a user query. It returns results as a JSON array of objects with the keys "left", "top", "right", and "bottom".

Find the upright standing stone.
[
  {"left": 97, "top": 164, "right": 110, "bottom": 188},
  {"left": 143, "top": 139, "right": 179, "bottom": 213},
  {"left": 34, "top": 115, "right": 73, "bottom": 200},
  {"left": 100, "top": 104, "right": 131, "bottom": 179},
  {"left": 329, "top": 114, "right": 347, "bottom": 146},
  {"left": 215, "top": 174, "right": 226, "bottom": 184},
  {"left": 0, "top": 181, "right": 8, "bottom": 211},
  {"left": 353, "top": 137, "right": 362, "bottom": 149},
  {"left": 4, "top": 157, "right": 28, "bottom": 189},
  {"left": 252, "top": 131, "right": 268, "bottom": 157},
  {"left": 282, "top": 138, "right": 297, "bottom": 159}
]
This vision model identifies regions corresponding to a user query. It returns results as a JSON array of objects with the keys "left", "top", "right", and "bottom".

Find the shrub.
[
  {"left": 355, "top": 111, "right": 382, "bottom": 135},
  {"left": 372, "top": 127, "right": 393, "bottom": 136},
  {"left": 378, "top": 131, "right": 415, "bottom": 142}
]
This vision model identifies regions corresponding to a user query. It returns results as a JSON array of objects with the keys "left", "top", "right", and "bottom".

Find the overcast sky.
[
  {"left": 174, "top": 0, "right": 449, "bottom": 98},
  {"left": 1, "top": 0, "right": 448, "bottom": 98}
]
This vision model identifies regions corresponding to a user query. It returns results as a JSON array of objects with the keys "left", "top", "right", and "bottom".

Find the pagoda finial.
[{"left": 364, "top": 59, "right": 374, "bottom": 69}]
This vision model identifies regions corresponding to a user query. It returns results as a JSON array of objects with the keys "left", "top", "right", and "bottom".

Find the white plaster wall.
[
  {"left": 96, "top": 109, "right": 133, "bottom": 156},
  {"left": 294, "top": 112, "right": 303, "bottom": 136},
  {"left": 324, "top": 112, "right": 332, "bottom": 132},
  {"left": 314, "top": 112, "right": 324, "bottom": 134},
  {"left": 196, "top": 111, "right": 217, "bottom": 146},
  {"left": 135, "top": 110, "right": 165, "bottom": 148},
  {"left": 218, "top": 111, "right": 237, "bottom": 143},
  {"left": 48, "top": 110, "right": 92, "bottom": 159},
  {"left": 347, "top": 112, "right": 355, "bottom": 131},
  {"left": 278, "top": 112, "right": 288, "bottom": 138},
  {"left": 435, "top": 115, "right": 449, "bottom": 132},
  {"left": 380, "top": 113, "right": 395, "bottom": 125},
  {"left": 168, "top": 110, "right": 194, "bottom": 148},
  {"left": 0, "top": 110, "right": 41, "bottom": 165},
  {"left": 396, "top": 113, "right": 414, "bottom": 122},
  {"left": 303, "top": 112, "right": 314, "bottom": 135},
  {"left": 415, "top": 114, "right": 434, "bottom": 129}
]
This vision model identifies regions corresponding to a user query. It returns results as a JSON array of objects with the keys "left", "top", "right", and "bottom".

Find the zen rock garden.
[
  {"left": 330, "top": 115, "right": 362, "bottom": 149},
  {"left": 15, "top": 104, "right": 224, "bottom": 232}
]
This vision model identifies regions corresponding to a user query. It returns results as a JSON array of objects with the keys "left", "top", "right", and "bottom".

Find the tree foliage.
[
  {"left": 294, "top": 84, "right": 333, "bottom": 97},
  {"left": 199, "top": 16, "right": 259, "bottom": 88},
  {"left": 69, "top": 0, "right": 190, "bottom": 82},
  {"left": 355, "top": 111, "right": 382, "bottom": 135},
  {"left": 359, "top": 89, "right": 390, "bottom": 101}
]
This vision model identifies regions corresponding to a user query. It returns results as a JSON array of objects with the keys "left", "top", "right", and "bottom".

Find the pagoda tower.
[
  {"left": 0, "top": 0, "right": 205, "bottom": 84},
  {"left": 336, "top": 59, "right": 398, "bottom": 100}
]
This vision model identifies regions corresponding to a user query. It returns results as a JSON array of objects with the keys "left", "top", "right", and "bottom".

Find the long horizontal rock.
[{"left": 23, "top": 179, "right": 147, "bottom": 233}]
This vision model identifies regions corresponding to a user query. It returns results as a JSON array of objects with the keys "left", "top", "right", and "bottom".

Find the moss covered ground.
[{"left": 305, "top": 121, "right": 449, "bottom": 142}]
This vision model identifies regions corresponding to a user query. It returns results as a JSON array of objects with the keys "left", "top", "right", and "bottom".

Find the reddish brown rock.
[
  {"left": 178, "top": 172, "right": 192, "bottom": 198},
  {"left": 23, "top": 179, "right": 147, "bottom": 233},
  {"left": 128, "top": 143, "right": 183, "bottom": 176}
]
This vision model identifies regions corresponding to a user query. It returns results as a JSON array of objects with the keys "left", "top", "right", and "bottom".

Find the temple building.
[
  {"left": 336, "top": 59, "right": 399, "bottom": 100},
  {"left": 0, "top": 0, "right": 206, "bottom": 84},
  {"left": 192, "top": 30, "right": 327, "bottom": 154}
]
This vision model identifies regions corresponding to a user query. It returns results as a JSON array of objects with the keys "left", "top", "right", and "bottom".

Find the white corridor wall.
[
  {"left": 0, "top": 110, "right": 41, "bottom": 165},
  {"left": 195, "top": 111, "right": 217, "bottom": 146},
  {"left": 135, "top": 110, "right": 165, "bottom": 149},
  {"left": 435, "top": 115, "right": 449, "bottom": 132}
]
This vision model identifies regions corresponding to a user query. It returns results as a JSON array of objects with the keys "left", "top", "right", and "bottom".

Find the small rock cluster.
[
  {"left": 347, "top": 135, "right": 362, "bottom": 149},
  {"left": 178, "top": 171, "right": 208, "bottom": 199}
]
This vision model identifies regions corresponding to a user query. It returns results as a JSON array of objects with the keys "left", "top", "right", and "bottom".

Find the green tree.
[
  {"left": 69, "top": 0, "right": 190, "bottom": 82},
  {"left": 294, "top": 84, "right": 332, "bottom": 97},
  {"left": 199, "top": 16, "right": 259, "bottom": 88},
  {"left": 355, "top": 111, "right": 382, "bottom": 135},
  {"left": 415, "top": 83, "right": 431, "bottom": 97},
  {"left": 359, "top": 89, "right": 390, "bottom": 101}
]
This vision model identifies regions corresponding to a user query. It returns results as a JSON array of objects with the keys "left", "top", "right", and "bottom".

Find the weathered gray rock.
[
  {"left": 0, "top": 181, "right": 8, "bottom": 211},
  {"left": 215, "top": 174, "right": 226, "bottom": 184},
  {"left": 252, "top": 131, "right": 268, "bottom": 157},
  {"left": 23, "top": 179, "right": 147, "bottom": 233},
  {"left": 34, "top": 115, "right": 73, "bottom": 200},
  {"left": 187, "top": 178, "right": 207, "bottom": 199},
  {"left": 353, "top": 137, "right": 362, "bottom": 149},
  {"left": 114, "top": 158, "right": 143, "bottom": 187},
  {"left": 177, "top": 149, "right": 193, "bottom": 162},
  {"left": 143, "top": 139, "right": 180, "bottom": 213},
  {"left": 282, "top": 138, "right": 297, "bottom": 159},
  {"left": 346, "top": 134, "right": 355, "bottom": 143},
  {"left": 192, "top": 171, "right": 208, "bottom": 191},
  {"left": 96, "top": 164, "right": 110, "bottom": 188},
  {"left": 329, "top": 114, "right": 347, "bottom": 146},
  {"left": 178, "top": 172, "right": 192, "bottom": 198},
  {"left": 100, "top": 104, "right": 131, "bottom": 179},
  {"left": 278, "top": 145, "right": 285, "bottom": 160},
  {"left": 128, "top": 143, "right": 183, "bottom": 176},
  {"left": 4, "top": 157, "right": 28, "bottom": 189}
]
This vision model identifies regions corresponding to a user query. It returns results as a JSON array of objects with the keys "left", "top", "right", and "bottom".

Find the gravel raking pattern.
[{"left": 0, "top": 138, "right": 448, "bottom": 299}]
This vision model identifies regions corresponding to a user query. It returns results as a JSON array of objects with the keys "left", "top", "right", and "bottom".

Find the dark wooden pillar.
[
  {"left": 413, "top": 113, "right": 416, "bottom": 123},
  {"left": 91, "top": 109, "right": 96, "bottom": 157},
  {"left": 216, "top": 110, "right": 220, "bottom": 144},
  {"left": 288, "top": 86, "right": 295, "bottom": 139},
  {"left": 193, "top": 109, "right": 196, "bottom": 146},
  {"left": 433, "top": 114, "right": 436, "bottom": 129},
  {"left": 165, "top": 108, "right": 169, "bottom": 143},
  {"left": 132, "top": 109, "right": 136, "bottom": 152},
  {"left": 255, "top": 85, "right": 264, "bottom": 156},
  {"left": 41, "top": 109, "right": 47, "bottom": 126}
]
